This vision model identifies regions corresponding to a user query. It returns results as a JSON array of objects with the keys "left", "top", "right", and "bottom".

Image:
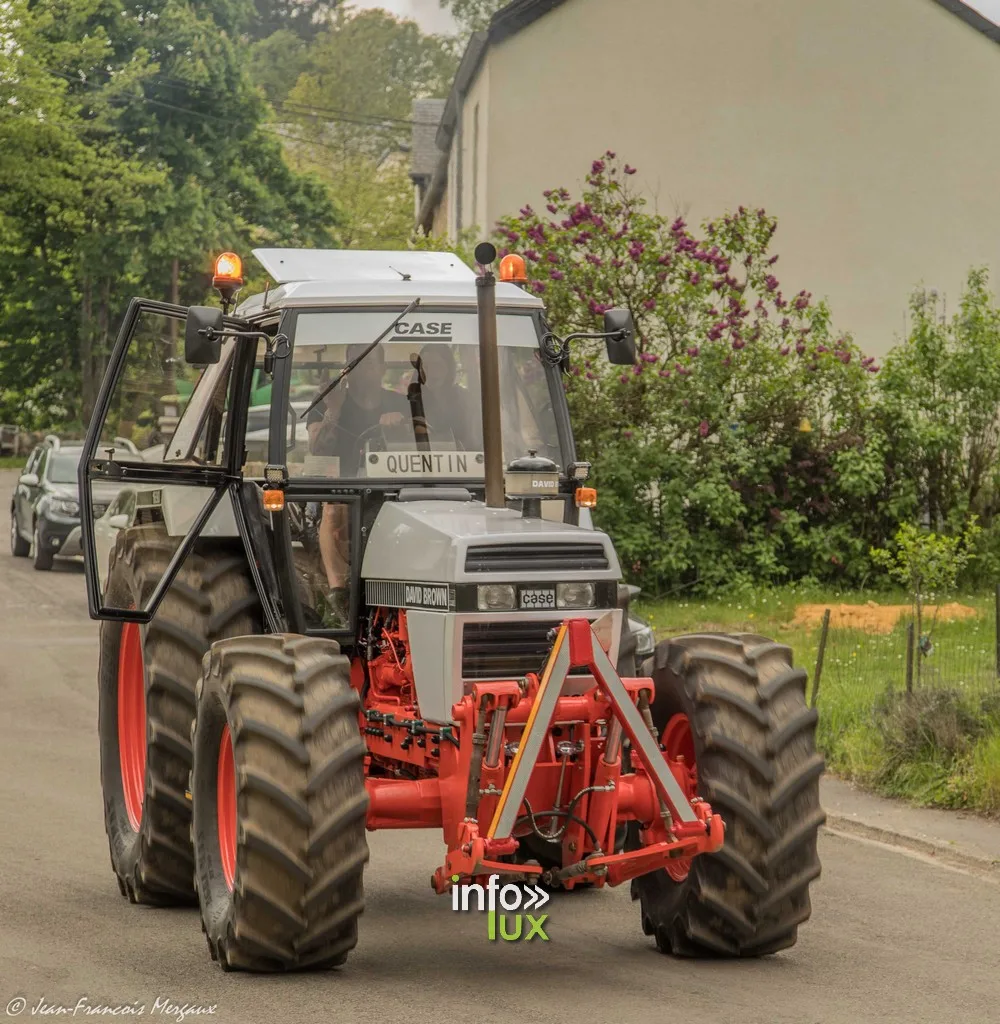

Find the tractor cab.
[{"left": 78, "top": 247, "right": 631, "bottom": 649}]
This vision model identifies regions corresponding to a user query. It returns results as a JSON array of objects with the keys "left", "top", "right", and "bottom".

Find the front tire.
[
  {"left": 10, "top": 508, "right": 28, "bottom": 557},
  {"left": 31, "top": 524, "right": 53, "bottom": 570},
  {"left": 192, "top": 635, "right": 369, "bottom": 972},
  {"left": 630, "top": 633, "right": 825, "bottom": 957},
  {"left": 98, "top": 527, "right": 260, "bottom": 905}
]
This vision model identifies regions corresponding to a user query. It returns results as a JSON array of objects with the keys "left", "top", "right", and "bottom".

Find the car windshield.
[
  {"left": 277, "top": 311, "right": 563, "bottom": 481},
  {"left": 48, "top": 451, "right": 81, "bottom": 484}
]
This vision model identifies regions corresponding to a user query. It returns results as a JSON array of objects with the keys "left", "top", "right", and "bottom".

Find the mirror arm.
[{"left": 198, "top": 329, "right": 290, "bottom": 374}]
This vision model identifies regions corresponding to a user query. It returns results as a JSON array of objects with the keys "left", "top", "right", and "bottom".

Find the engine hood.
[{"left": 361, "top": 500, "right": 622, "bottom": 584}]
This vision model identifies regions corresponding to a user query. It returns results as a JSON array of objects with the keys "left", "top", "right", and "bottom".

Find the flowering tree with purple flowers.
[{"left": 494, "top": 153, "right": 883, "bottom": 592}]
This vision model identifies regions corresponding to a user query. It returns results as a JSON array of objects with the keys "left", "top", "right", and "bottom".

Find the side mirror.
[
  {"left": 185, "top": 306, "right": 224, "bottom": 365},
  {"left": 108, "top": 513, "right": 130, "bottom": 530},
  {"left": 603, "top": 308, "right": 637, "bottom": 365},
  {"left": 20, "top": 473, "right": 38, "bottom": 487}
]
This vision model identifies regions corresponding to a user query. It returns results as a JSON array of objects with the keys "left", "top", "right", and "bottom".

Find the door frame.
[{"left": 79, "top": 299, "right": 251, "bottom": 623}]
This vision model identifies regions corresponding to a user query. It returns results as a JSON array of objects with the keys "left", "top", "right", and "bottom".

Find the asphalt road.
[{"left": 0, "top": 471, "right": 997, "bottom": 1024}]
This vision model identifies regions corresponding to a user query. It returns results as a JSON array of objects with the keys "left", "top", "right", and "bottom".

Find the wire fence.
[{"left": 808, "top": 590, "right": 1000, "bottom": 739}]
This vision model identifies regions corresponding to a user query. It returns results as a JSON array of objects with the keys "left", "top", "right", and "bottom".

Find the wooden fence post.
[{"left": 811, "top": 608, "right": 831, "bottom": 710}]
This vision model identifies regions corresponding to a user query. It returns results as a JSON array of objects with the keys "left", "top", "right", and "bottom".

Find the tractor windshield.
[{"left": 281, "top": 311, "right": 563, "bottom": 481}]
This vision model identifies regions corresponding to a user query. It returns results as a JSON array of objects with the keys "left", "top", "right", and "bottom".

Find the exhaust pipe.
[{"left": 475, "top": 241, "right": 505, "bottom": 509}]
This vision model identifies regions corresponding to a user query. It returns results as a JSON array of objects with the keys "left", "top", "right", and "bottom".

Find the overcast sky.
[
  {"left": 349, "top": 0, "right": 1000, "bottom": 35},
  {"left": 349, "top": 1, "right": 458, "bottom": 34}
]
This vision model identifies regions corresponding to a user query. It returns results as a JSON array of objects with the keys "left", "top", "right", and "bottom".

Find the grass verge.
[{"left": 637, "top": 584, "right": 1000, "bottom": 816}]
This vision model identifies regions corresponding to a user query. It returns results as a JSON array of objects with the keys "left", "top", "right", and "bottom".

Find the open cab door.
[{"left": 79, "top": 299, "right": 247, "bottom": 623}]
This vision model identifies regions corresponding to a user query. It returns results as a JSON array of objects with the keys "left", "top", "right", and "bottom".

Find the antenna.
[{"left": 388, "top": 265, "right": 412, "bottom": 281}]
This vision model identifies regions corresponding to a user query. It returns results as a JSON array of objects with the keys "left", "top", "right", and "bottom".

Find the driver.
[
  {"left": 307, "top": 343, "right": 409, "bottom": 470},
  {"left": 307, "top": 342, "right": 409, "bottom": 628}
]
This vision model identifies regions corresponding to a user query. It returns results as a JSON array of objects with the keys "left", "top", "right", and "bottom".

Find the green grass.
[
  {"left": 0, "top": 456, "right": 26, "bottom": 470},
  {"left": 637, "top": 585, "right": 1000, "bottom": 815}
]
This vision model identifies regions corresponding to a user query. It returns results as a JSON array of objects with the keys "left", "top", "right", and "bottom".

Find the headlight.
[
  {"left": 633, "top": 621, "right": 655, "bottom": 658},
  {"left": 557, "top": 582, "right": 596, "bottom": 609},
  {"left": 478, "top": 584, "right": 516, "bottom": 611},
  {"left": 50, "top": 498, "right": 79, "bottom": 517}
]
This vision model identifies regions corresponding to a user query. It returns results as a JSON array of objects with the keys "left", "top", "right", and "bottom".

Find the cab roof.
[{"left": 235, "top": 248, "right": 544, "bottom": 317}]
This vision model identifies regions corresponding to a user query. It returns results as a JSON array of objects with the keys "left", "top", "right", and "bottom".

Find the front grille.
[
  {"left": 462, "top": 620, "right": 590, "bottom": 680},
  {"left": 464, "top": 542, "right": 609, "bottom": 574}
]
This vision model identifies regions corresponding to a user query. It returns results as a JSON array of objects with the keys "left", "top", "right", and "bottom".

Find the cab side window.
[{"left": 36, "top": 450, "right": 48, "bottom": 480}]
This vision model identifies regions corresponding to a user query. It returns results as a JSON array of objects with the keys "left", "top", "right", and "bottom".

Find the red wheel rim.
[
  {"left": 217, "top": 724, "right": 237, "bottom": 892},
  {"left": 117, "top": 623, "right": 146, "bottom": 832},
  {"left": 661, "top": 713, "right": 698, "bottom": 882}
]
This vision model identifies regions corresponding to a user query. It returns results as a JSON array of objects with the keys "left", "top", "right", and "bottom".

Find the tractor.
[{"left": 80, "top": 242, "right": 825, "bottom": 972}]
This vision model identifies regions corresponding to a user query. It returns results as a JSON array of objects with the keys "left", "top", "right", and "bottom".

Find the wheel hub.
[
  {"left": 117, "top": 623, "right": 146, "bottom": 832},
  {"left": 661, "top": 713, "right": 698, "bottom": 882},
  {"left": 217, "top": 724, "right": 237, "bottom": 892}
]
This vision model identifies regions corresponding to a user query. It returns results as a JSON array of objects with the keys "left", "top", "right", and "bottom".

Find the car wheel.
[
  {"left": 10, "top": 509, "right": 29, "bottom": 557},
  {"left": 31, "top": 524, "right": 53, "bottom": 571}
]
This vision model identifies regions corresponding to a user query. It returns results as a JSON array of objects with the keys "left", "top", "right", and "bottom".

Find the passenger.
[{"left": 409, "top": 344, "right": 479, "bottom": 451}]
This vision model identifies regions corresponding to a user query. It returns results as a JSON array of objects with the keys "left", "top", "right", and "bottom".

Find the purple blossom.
[
  {"left": 837, "top": 351, "right": 852, "bottom": 364},
  {"left": 550, "top": 269, "right": 565, "bottom": 281},
  {"left": 586, "top": 371, "right": 596, "bottom": 380},
  {"left": 644, "top": 298, "right": 656, "bottom": 310},
  {"left": 670, "top": 217, "right": 687, "bottom": 235},
  {"left": 767, "top": 255, "right": 779, "bottom": 265},
  {"left": 585, "top": 254, "right": 603, "bottom": 267},
  {"left": 622, "top": 429, "right": 633, "bottom": 439},
  {"left": 816, "top": 345, "right": 827, "bottom": 354},
  {"left": 543, "top": 190, "right": 553, "bottom": 198},
  {"left": 592, "top": 160, "right": 606, "bottom": 175},
  {"left": 572, "top": 365, "right": 581, "bottom": 376},
  {"left": 698, "top": 420, "right": 710, "bottom": 438},
  {"left": 612, "top": 258, "right": 624, "bottom": 269},
  {"left": 687, "top": 345, "right": 700, "bottom": 357},
  {"left": 629, "top": 240, "right": 646, "bottom": 261},
  {"left": 524, "top": 249, "right": 540, "bottom": 262},
  {"left": 780, "top": 317, "right": 790, "bottom": 330},
  {"left": 641, "top": 351, "right": 658, "bottom": 363},
  {"left": 530, "top": 281, "right": 547, "bottom": 295},
  {"left": 605, "top": 150, "right": 616, "bottom": 159},
  {"left": 794, "top": 293, "right": 811, "bottom": 311},
  {"left": 619, "top": 374, "right": 629, "bottom": 384},
  {"left": 658, "top": 254, "right": 672, "bottom": 266},
  {"left": 658, "top": 369, "right": 671, "bottom": 378},
  {"left": 633, "top": 364, "right": 643, "bottom": 376},
  {"left": 764, "top": 275, "right": 779, "bottom": 293},
  {"left": 519, "top": 205, "right": 534, "bottom": 218},
  {"left": 589, "top": 300, "right": 612, "bottom": 315},
  {"left": 707, "top": 323, "right": 725, "bottom": 341},
  {"left": 796, "top": 341, "right": 806, "bottom": 355},
  {"left": 505, "top": 229, "right": 520, "bottom": 243},
  {"left": 779, "top": 345, "right": 791, "bottom": 356},
  {"left": 732, "top": 337, "right": 746, "bottom": 350},
  {"left": 546, "top": 252, "right": 559, "bottom": 264},
  {"left": 546, "top": 203, "right": 558, "bottom": 214},
  {"left": 624, "top": 164, "right": 637, "bottom": 175},
  {"left": 689, "top": 272, "right": 701, "bottom": 286}
]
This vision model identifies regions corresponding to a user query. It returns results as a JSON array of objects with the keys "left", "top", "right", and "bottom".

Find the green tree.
[
  {"left": 252, "top": 0, "right": 342, "bottom": 40},
  {"left": 0, "top": 0, "right": 337, "bottom": 423},
  {"left": 281, "top": 7, "right": 457, "bottom": 248}
]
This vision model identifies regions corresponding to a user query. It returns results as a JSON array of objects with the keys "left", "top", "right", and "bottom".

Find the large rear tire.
[
  {"left": 98, "top": 526, "right": 260, "bottom": 905},
  {"left": 630, "top": 633, "right": 825, "bottom": 957},
  {"left": 192, "top": 635, "right": 369, "bottom": 972}
]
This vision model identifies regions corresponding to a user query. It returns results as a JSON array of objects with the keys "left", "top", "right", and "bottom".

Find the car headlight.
[
  {"left": 478, "top": 584, "right": 516, "bottom": 611},
  {"left": 633, "top": 620, "right": 655, "bottom": 658},
  {"left": 557, "top": 582, "right": 596, "bottom": 609},
  {"left": 50, "top": 498, "right": 79, "bottom": 517}
]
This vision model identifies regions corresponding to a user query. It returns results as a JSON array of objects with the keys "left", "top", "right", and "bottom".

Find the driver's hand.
[{"left": 379, "top": 411, "right": 404, "bottom": 427}]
